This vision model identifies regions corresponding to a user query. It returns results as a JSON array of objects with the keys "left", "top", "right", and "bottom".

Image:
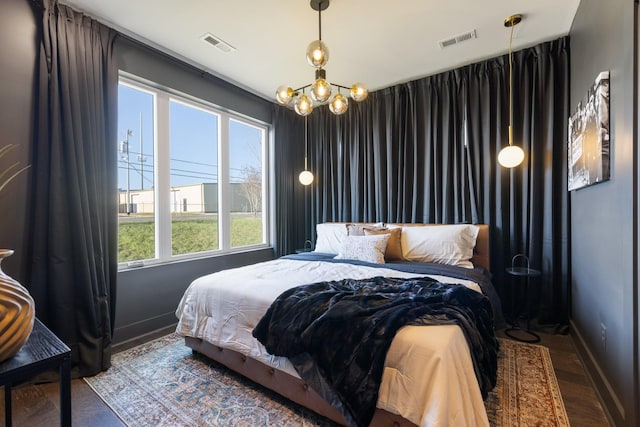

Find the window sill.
[{"left": 117, "top": 245, "right": 273, "bottom": 272}]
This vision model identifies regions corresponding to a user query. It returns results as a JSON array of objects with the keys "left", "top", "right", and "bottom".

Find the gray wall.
[
  {"left": 115, "top": 248, "right": 273, "bottom": 343},
  {"left": 569, "top": 0, "right": 638, "bottom": 425},
  {"left": 0, "top": 0, "right": 37, "bottom": 284},
  {"left": 117, "top": 36, "right": 271, "bottom": 124}
]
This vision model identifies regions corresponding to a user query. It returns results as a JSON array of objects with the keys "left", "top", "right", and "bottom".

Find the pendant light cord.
[
  {"left": 304, "top": 116, "right": 309, "bottom": 170},
  {"left": 508, "top": 19, "right": 514, "bottom": 147}
]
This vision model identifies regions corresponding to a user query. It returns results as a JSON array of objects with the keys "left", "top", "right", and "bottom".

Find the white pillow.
[
  {"left": 314, "top": 223, "right": 348, "bottom": 254},
  {"left": 401, "top": 224, "right": 479, "bottom": 268},
  {"left": 335, "top": 234, "right": 391, "bottom": 264}
]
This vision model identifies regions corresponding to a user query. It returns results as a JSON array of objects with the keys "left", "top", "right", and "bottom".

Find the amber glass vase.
[{"left": 0, "top": 249, "right": 35, "bottom": 362}]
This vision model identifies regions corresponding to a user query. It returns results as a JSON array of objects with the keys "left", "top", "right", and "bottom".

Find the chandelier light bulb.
[
  {"left": 311, "top": 77, "right": 332, "bottom": 102},
  {"left": 306, "top": 40, "right": 329, "bottom": 68},
  {"left": 350, "top": 83, "right": 368, "bottom": 102},
  {"left": 294, "top": 93, "right": 314, "bottom": 116},
  {"left": 498, "top": 145, "right": 525, "bottom": 168},
  {"left": 299, "top": 170, "right": 314, "bottom": 185},
  {"left": 329, "top": 92, "right": 348, "bottom": 115},
  {"left": 276, "top": 85, "right": 295, "bottom": 105}
]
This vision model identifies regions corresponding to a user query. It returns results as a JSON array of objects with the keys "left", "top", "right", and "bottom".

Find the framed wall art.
[{"left": 567, "top": 71, "right": 610, "bottom": 191}]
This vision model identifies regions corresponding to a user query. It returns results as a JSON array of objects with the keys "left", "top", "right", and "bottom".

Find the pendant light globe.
[
  {"left": 498, "top": 144, "right": 525, "bottom": 168},
  {"left": 276, "top": 85, "right": 295, "bottom": 105},
  {"left": 329, "top": 92, "right": 348, "bottom": 115},
  {"left": 294, "top": 93, "right": 314, "bottom": 116},
  {"left": 350, "top": 83, "right": 368, "bottom": 102},
  {"left": 299, "top": 170, "right": 314, "bottom": 185},
  {"left": 306, "top": 40, "right": 329, "bottom": 68},
  {"left": 311, "top": 77, "right": 332, "bottom": 102}
]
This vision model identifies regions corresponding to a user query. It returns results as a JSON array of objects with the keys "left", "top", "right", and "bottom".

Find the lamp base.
[{"left": 505, "top": 325, "right": 540, "bottom": 343}]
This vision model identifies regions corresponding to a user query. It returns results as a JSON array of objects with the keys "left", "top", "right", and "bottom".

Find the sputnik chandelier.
[{"left": 275, "top": 0, "right": 368, "bottom": 116}]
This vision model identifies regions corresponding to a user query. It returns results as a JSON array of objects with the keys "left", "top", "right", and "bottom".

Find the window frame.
[{"left": 117, "top": 74, "right": 271, "bottom": 270}]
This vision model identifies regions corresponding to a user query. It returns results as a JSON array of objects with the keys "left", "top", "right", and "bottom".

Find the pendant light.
[
  {"left": 498, "top": 14, "right": 525, "bottom": 168},
  {"left": 299, "top": 116, "right": 314, "bottom": 185},
  {"left": 276, "top": 0, "right": 368, "bottom": 116}
]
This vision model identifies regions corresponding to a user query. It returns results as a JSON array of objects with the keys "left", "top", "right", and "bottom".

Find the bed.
[{"left": 175, "top": 223, "right": 500, "bottom": 427}]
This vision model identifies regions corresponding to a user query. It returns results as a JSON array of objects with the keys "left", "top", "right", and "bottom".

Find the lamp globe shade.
[
  {"left": 294, "top": 94, "right": 314, "bottom": 116},
  {"left": 498, "top": 145, "right": 525, "bottom": 168},
  {"left": 306, "top": 40, "right": 329, "bottom": 68},
  {"left": 350, "top": 83, "right": 368, "bottom": 102},
  {"left": 276, "top": 86, "right": 295, "bottom": 105},
  {"left": 299, "top": 170, "right": 314, "bottom": 185},
  {"left": 311, "top": 77, "right": 332, "bottom": 102},
  {"left": 329, "top": 92, "right": 348, "bottom": 115}
]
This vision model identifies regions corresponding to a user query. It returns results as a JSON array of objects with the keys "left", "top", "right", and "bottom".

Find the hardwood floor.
[{"left": 1, "top": 328, "right": 611, "bottom": 426}]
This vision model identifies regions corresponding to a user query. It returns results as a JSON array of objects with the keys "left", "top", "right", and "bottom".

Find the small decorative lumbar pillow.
[
  {"left": 335, "top": 234, "right": 391, "bottom": 264},
  {"left": 363, "top": 227, "right": 404, "bottom": 261}
]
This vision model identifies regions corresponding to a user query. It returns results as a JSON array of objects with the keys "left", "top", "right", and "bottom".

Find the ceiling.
[{"left": 62, "top": 0, "right": 581, "bottom": 102}]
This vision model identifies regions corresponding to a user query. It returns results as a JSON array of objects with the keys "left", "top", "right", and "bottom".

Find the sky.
[{"left": 117, "top": 83, "right": 264, "bottom": 191}]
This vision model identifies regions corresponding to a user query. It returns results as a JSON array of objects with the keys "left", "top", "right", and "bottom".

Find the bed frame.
[{"left": 186, "top": 224, "right": 490, "bottom": 427}]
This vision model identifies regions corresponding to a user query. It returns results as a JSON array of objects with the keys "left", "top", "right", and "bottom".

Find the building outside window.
[{"left": 117, "top": 77, "right": 269, "bottom": 267}]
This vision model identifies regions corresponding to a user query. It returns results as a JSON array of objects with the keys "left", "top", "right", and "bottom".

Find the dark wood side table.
[
  {"left": 0, "top": 318, "right": 71, "bottom": 427},
  {"left": 504, "top": 255, "right": 541, "bottom": 344}
]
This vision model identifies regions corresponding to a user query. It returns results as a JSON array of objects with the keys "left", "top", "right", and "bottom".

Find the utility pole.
[
  {"left": 138, "top": 113, "right": 146, "bottom": 190},
  {"left": 120, "top": 129, "right": 133, "bottom": 214}
]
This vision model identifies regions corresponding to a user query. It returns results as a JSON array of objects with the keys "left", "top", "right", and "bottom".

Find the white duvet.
[{"left": 175, "top": 258, "right": 490, "bottom": 427}]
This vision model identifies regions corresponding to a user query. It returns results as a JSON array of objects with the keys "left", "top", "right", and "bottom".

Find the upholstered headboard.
[
  {"left": 471, "top": 224, "right": 490, "bottom": 271},
  {"left": 327, "top": 223, "right": 491, "bottom": 271}
]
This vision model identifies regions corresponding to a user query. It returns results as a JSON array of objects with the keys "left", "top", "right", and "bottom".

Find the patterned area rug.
[
  {"left": 488, "top": 338, "right": 569, "bottom": 426},
  {"left": 85, "top": 334, "right": 569, "bottom": 427}
]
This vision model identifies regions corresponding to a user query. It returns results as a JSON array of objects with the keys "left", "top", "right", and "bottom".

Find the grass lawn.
[{"left": 118, "top": 215, "right": 263, "bottom": 263}]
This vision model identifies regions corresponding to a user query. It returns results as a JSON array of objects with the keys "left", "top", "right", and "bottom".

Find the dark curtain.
[
  {"left": 275, "top": 37, "right": 569, "bottom": 325},
  {"left": 28, "top": 0, "right": 118, "bottom": 376},
  {"left": 273, "top": 106, "right": 308, "bottom": 256}
]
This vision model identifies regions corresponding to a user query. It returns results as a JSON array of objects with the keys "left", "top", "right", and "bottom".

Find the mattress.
[{"left": 175, "top": 257, "right": 491, "bottom": 427}]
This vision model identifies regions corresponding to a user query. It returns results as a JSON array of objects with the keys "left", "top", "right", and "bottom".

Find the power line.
[{"left": 118, "top": 163, "right": 258, "bottom": 177}]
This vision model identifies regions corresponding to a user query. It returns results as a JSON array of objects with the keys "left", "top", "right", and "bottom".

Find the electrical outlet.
[{"left": 600, "top": 323, "right": 606, "bottom": 350}]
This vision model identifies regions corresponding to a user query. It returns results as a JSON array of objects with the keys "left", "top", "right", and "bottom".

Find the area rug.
[
  {"left": 488, "top": 338, "right": 569, "bottom": 426},
  {"left": 85, "top": 334, "right": 569, "bottom": 427}
]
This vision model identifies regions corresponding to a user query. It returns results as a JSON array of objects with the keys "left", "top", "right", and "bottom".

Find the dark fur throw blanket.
[{"left": 253, "top": 276, "right": 498, "bottom": 427}]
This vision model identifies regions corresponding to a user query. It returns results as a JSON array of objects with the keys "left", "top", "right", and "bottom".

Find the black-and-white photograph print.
[{"left": 568, "top": 71, "right": 610, "bottom": 191}]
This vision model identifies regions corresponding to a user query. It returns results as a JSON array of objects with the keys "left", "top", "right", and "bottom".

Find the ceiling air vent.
[
  {"left": 201, "top": 33, "right": 236, "bottom": 53},
  {"left": 438, "top": 29, "right": 477, "bottom": 49}
]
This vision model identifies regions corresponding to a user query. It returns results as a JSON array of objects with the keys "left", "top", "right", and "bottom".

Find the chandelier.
[
  {"left": 275, "top": 0, "right": 368, "bottom": 116},
  {"left": 498, "top": 14, "right": 525, "bottom": 168}
]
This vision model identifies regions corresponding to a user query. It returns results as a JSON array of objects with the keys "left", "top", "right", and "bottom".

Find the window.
[
  {"left": 169, "top": 99, "right": 219, "bottom": 256},
  {"left": 117, "top": 77, "right": 269, "bottom": 267},
  {"left": 229, "top": 119, "right": 266, "bottom": 247}
]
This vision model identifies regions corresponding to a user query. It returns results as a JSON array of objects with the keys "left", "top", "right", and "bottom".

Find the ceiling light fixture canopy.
[
  {"left": 498, "top": 14, "right": 525, "bottom": 168},
  {"left": 276, "top": 0, "right": 368, "bottom": 116}
]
